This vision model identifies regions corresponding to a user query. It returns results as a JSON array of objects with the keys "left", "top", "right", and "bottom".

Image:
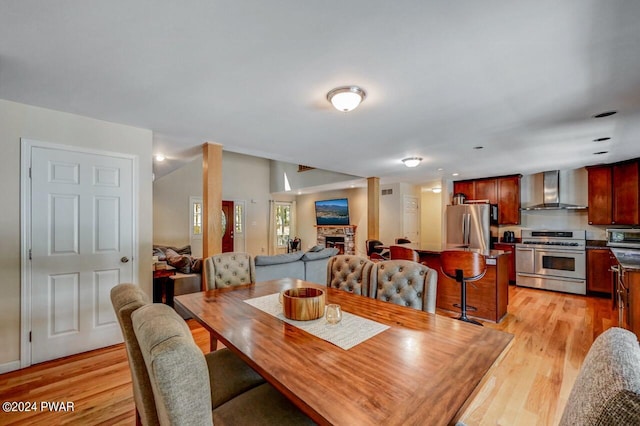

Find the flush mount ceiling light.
[
  {"left": 155, "top": 154, "right": 166, "bottom": 162},
  {"left": 402, "top": 157, "right": 422, "bottom": 168},
  {"left": 431, "top": 187, "right": 442, "bottom": 193},
  {"left": 327, "top": 86, "right": 366, "bottom": 112}
]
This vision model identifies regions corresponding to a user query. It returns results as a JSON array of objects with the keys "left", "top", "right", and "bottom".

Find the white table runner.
[{"left": 244, "top": 293, "right": 389, "bottom": 350}]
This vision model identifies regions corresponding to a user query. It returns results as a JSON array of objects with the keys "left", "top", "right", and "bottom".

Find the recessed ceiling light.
[
  {"left": 437, "top": 168, "right": 443, "bottom": 171},
  {"left": 155, "top": 154, "right": 165, "bottom": 162},
  {"left": 452, "top": 173, "right": 459, "bottom": 177},
  {"left": 593, "top": 137, "right": 611, "bottom": 142},
  {"left": 431, "top": 187, "right": 442, "bottom": 193},
  {"left": 593, "top": 111, "right": 617, "bottom": 118},
  {"left": 473, "top": 146, "right": 484, "bottom": 150},
  {"left": 594, "top": 151, "right": 609, "bottom": 155},
  {"left": 402, "top": 157, "right": 423, "bottom": 168}
]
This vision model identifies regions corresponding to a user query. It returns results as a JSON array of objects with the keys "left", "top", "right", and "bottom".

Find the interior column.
[
  {"left": 202, "top": 142, "right": 223, "bottom": 263},
  {"left": 367, "top": 177, "right": 380, "bottom": 240}
]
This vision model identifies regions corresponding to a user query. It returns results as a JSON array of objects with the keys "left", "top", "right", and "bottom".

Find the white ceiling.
[{"left": 2, "top": 1, "right": 640, "bottom": 186}]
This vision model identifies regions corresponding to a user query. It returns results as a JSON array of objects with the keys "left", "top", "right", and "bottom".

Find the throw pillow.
[
  {"left": 308, "top": 245, "right": 325, "bottom": 252},
  {"left": 165, "top": 248, "right": 192, "bottom": 273}
]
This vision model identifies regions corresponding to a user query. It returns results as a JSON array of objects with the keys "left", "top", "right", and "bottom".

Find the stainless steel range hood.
[{"left": 522, "top": 170, "right": 588, "bottom": 211}]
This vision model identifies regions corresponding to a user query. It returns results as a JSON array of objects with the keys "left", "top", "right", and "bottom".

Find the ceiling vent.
[{"left": 382, "top": 189, "right": 393, "bottom": 196}]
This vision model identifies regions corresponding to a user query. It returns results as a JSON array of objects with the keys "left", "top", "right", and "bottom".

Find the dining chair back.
[
  {"left": 110, "top": 283, "right": 160, "bottom": 426},
  {"left": 395, "top": 238, "right": 412, "bottom": 244},
  {"left": 204, "top": 252, "right": 255, "bottom": 290},
  {"left": 326, "top": 255, "right": 375, "bottom": 296},
  {"left": 389, "top": 245, "right": 419, "bottom": 262},
  {"left": 440, "top": 250, "right": 486, "bottom": 325},
  {"left": 370, "top": 260, "right": 437, "bottom": 313}
]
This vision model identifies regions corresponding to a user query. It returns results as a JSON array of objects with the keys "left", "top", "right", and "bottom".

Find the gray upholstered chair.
[
  {"left": 132, "top": 303, "right": 315, "bottom": 426},
  {"left": 203, "top": 252, "right": 255, "bottom": 290},
  {"left": 326, "top": 254, "right": 375, "bottom": 296},
  {"left": 369, "top": 260, "right": 437, "bottom": 313},
  {"left": 111, "top": 283, "right": 266, "bottom": 425},
  {"left": 559, "top": 327, "right": 640, "bottom": 426},
  {"left": 110, "top": 283, "right": 160, "bottom": 426}
]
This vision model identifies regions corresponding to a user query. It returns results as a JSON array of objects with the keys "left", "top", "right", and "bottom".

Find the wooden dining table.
[{"left": 175, "top": 278, "right": 513, "bottom": 426}]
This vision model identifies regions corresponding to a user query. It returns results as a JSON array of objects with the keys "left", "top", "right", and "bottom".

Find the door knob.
[{"left": 121, "top": 256, "right": 130, "bottom": 263}]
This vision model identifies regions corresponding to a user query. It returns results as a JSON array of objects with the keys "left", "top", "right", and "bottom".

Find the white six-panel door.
[{"left": 29, "top": 145, "right": 133, "bottom": 364}]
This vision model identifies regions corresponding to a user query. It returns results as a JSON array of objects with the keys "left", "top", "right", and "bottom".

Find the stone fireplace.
[{"left": 316, "top": 225, "right": 357, "bottom": 255}]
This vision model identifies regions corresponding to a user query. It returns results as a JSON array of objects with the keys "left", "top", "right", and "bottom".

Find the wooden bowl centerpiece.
[{"left": 282, "top": 288, "right": 326, "bottom": 321}]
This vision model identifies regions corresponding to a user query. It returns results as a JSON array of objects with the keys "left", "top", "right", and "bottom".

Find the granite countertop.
[
  {"left": 609, "top": 248, "right": 640, "bottom": 271},
  {"left": 405, "top": 243, "right": 509, "bottom": 259},
  {"left": 586, "top": 240, "right": 608, "bottom": 249}
]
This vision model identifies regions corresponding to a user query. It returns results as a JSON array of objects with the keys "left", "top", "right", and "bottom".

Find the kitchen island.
[{"left": 400, "top": 244, "right": 510, "bottom": 323}]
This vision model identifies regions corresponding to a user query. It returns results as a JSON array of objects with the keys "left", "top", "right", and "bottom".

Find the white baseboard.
[{"left": 0, "top": 360, "right": 21, "bottom": 374}]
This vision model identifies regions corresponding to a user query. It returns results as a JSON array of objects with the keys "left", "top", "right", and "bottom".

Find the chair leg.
[
  {"left": 456, "top": 271, "right": 483, "bottom": 327},
  {"left": 210, "top": 332, "right": 218, "bottom": 351}
]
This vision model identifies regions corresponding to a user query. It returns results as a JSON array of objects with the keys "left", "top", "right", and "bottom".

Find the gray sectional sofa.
[{"left": 254, "top": 247, "right": 339, "bottom": 284}]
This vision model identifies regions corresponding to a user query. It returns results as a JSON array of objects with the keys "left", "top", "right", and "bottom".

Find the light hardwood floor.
[{"left": 0, "top": 286, "right": 616, "bottom": 426}]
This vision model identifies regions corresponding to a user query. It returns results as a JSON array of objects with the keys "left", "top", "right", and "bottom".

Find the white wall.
[
  {"left": 153, "top": 151, "right": 272, "bottom": 256},
  {"left": 270, "top": 161, "right": 360, "bottom": 193},
  {"left": 153, "top": 156, "right": 202, "bottom": 247},
  {"left": 379, "top": 182, "right": 421, "bottom": 245},
  {"left": 0, "top": 99, "right": 153, "bottom": 369},
  {"left": 420, "top": 180, "right": 444, "bottom": 248}
]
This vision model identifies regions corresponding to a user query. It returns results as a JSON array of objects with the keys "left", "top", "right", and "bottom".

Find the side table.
[{"left": 153, "top": 266, "right": 176, "bottom": 307}]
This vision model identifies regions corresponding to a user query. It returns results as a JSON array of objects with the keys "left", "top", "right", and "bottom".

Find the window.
[
  {"left": 235, "top": 203, "right": 243, "bottom": 234},
  {"left": 275, "top": 202, "right": 291, "bottom": 247},
  {"left": 192, "top": 201, "right": 202, "bottom": 235}
]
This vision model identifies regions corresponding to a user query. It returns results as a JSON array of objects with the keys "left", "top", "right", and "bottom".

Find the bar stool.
[
  {"left": 440, "top": 250, "right": 486, "bottom": 326},
  {"left": 389, "top": 245, "right": 419, "bottom": 262}
]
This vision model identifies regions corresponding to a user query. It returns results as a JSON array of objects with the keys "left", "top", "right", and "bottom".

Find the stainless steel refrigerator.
[{"left": 446, "top": 204, "right": 495, "bottom": 250}]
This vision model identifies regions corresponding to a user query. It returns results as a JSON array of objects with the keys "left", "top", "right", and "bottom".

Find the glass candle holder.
[{"left": 325, "top": 304, "right": 342, "bottom": 325}]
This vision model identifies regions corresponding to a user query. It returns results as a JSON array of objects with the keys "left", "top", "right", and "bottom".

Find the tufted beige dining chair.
[
  {"left": 370, "top": 260, "right": 438, "bottom": 313},
  {"left": 203, "top": 252, "right": 255, "bottom": 290},
  {"left": 132, "top": 303, "right": 315, "bottom": 425},
  {"left": 326, "top": 254, "right": 375, "bottom": 296}
]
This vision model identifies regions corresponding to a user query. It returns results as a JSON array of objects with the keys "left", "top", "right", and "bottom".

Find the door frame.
[{"left": 20, "top": 138, "right": 140, "bottom": 368}]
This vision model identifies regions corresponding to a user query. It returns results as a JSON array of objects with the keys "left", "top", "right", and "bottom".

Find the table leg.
[
  {"left": 165, "top": 279, "right": 175, "bottom": 308},
  {"left": 152, "top": 278, "right": 163, "bottom": 303}
]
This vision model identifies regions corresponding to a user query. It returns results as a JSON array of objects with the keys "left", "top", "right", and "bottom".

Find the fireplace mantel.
[{"left": 315, "top": 225, "right": 357, "bottom": 255}]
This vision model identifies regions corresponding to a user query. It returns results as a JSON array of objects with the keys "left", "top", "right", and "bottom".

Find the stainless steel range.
[{"left": 515, "top": 229, "right": 586, "bottom": 295}]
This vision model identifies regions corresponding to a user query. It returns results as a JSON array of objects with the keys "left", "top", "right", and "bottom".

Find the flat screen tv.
[{"left": 315, "top": 198, "right": 350, "bottom": 225}]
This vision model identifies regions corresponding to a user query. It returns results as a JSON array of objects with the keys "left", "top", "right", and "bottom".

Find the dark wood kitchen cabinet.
[
  {"left": 587, "top": 159, "right": 639, "bottom": 225},
  {"left": 493, "top": 242, "right": 516, "bottom": 283},
  {"left": 497, "top": 175, "right": 521, "bottom": 225},
  {"left": 453, "top": 174, "right": 521, "bottom": 225},
  {"left": 452, "top": 181, "right": 474, "bottom": 200},
  {"left": 586, "top": 248, "right": 615, "bottom": 295},
  {"left": 474, "top": 179, "right": 497, "bottom": 204},
  {"left": 613, "top": 161, "right": 640, "bottom": 225},
  {"left": 587, "top": 165, "right": 613, "bottom": 225}
]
